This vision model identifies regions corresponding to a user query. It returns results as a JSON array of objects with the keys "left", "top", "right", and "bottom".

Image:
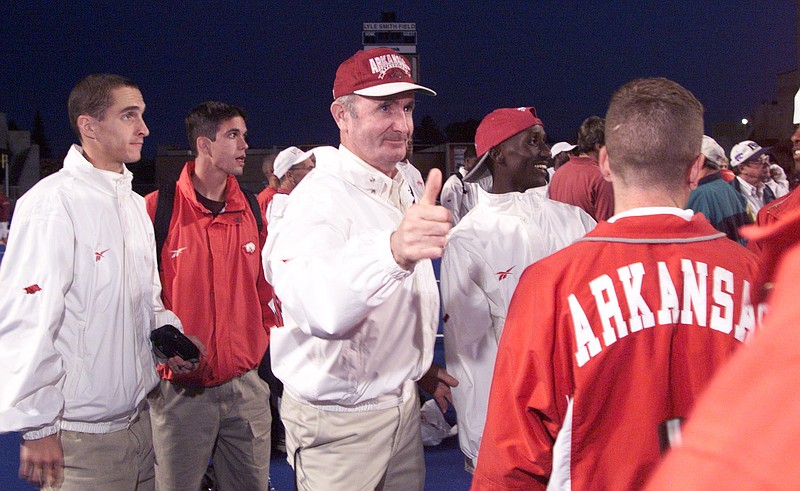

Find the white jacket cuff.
[{"left": 22, "top": 424, "right": 59, "bottom": 440}]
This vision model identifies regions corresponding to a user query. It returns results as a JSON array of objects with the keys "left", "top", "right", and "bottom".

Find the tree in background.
[
  {"left": 445, "top": 119, "right": 480, "bottom": 144},
  {"left": 415, "top": 115, "right": 447, "bottom": 145}
]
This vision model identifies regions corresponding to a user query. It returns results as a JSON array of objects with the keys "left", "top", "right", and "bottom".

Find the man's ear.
[
  {"left": 688, "top": 154, "right": 705, "bottom": 190},
  {"left": 598, "top": 146, "right": 612, "bottom": 182},
  {"left": 77, "top": 115, "right": 95, "bottom": 140},
  {"left": 331, "top": 101, "right": 347, "bottom": 130},
  {"left": 489, "top": 147, "right": 502, "bottom": 163},
  {"left": 197, "top": 136, "right": 211, "bottom": 156}
]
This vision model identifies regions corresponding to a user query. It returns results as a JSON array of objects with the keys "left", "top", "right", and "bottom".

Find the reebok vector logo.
[
  {"left": 24, "top": 284, "right": 42, "bottom": 294},
  {"left": 497, "top": 266, "right": 515, "bottom": 281},
  {"left": 95, "top": 249, "right": 109, "bottom": 262},
  {"left": 170, "top": 247, "right": 187, "bottom": 258}
]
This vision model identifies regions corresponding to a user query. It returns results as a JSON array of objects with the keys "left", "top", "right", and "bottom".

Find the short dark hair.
[
  {"left": 185, "top": 101, "right": 247, "bottom": 155},
  {"left": 576, "top": 116, "right": 605, "bottom": 154},
  {"left": 605, "top": 78, "right": 703, "bottom": 190},
  {"left": 68, "top": 74, "right": 139, "bottom": 139},
  {"left": 464, "top": 145, "right": 477, "bottom": 159}
]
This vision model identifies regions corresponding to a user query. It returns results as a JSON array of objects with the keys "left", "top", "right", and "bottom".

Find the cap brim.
[
  {"left": 275, "top": 149, "right": 315, "bottom": 179},
  {"left": 290, "top": 149, "right": 315, "bottom": 167},
  {"left": 463, "top": 152, "right": 491, "bottom": 183},
  {"left": 354, "top": 82, "right": 436, "bottom": 97}
]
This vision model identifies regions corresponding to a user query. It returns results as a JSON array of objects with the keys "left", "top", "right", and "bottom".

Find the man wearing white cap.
[
  {"left": 259, "top": 146, "right": 315, "bottom": 226},
  {"left": 685, "top": 135, "right": 752, "bottom": 244},
  {"left": 549, "top": 116, "right": 615, "bottom": 221},
  {"left": 729, "top": 140, "right": 776, "bottom": 215},
  {"left": 549, "top": 141, "right": 576, "bottom": 171},
  {"left": 440, "top": 106, "right": 594, "bottom": 474},
  {"left": 262, "top": 48, "right": 454, "bottom": 490}
]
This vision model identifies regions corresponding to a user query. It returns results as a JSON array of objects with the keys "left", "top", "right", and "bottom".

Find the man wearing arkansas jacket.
[{"left": 472, "top": 78, "right": 766, "bottom": 491}]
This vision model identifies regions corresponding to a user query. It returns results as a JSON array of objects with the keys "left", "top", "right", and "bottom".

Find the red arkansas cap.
[
  {"left": 464, "top": 107, "right": 544, "bottom": 182},
  {"left": 333, "top": 48, "right": 436, "bottom": 99}
]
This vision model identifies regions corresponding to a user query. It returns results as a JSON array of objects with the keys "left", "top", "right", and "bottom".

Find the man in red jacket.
[
  {"left": 145, "top": 101, "right": 275, "bottom": 491},
  {"left": 472, "top": 78, "right": 765, "bottom": 490}
]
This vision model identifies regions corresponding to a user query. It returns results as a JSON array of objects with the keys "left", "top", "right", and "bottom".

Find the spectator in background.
[
  {"left": 685, "top": 135, "right": 752, "bottom": 245},
  {"left": 472, "top": 78, "right": 764, "bottom": 490},
  {"left": 548, "top": 115, "right": 615, "bottom": 221},
  {"left": 441, "top": 145, "right": 492, "bottom": 226},
  {"left": 441, "top": 106, "right": 594, "bottom": 474},
  {"left": 763, "top": 157, "right": 790, "bottom": 198},
  {"left": 257, "top": 152, "right": 280, "bottom": 217},
  {"left": 256, "top": 146, "right": 316, "bottom": 460},
  {"left": 261, "top": 146, "right": 315, "bottom": 225},
  {"left": 717, "top": 154, "right": 736, "bottom": 182},
  {"left": 729, "top": 140, "right": 776, "bottom": 216},
  {"left": 549, "top": 141, "right": 575, "bottom": 171},
  {"left": 0, "top": 189, "right": 9, "bottom": 245}
]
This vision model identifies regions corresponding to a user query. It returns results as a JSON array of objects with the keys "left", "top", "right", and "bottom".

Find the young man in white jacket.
[
  {"left": 0, "top": 74, "right": 201, "bottom": 489},
  {"left": 441, "top": 107, "right": 596, "bottom": 473},
  {"left": 263, "top": 48, "right": 454, "bottom": 490}
]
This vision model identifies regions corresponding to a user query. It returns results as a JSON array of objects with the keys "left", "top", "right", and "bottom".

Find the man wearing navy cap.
[{"left": 263, "top": 48, "right": 455, "bottom": 490}]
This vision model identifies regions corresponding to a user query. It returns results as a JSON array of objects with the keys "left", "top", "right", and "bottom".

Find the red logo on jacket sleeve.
[
  {"left": 496, "top": 266, "right": 515, "bottom": 281},
  {"left": 95, "top": 249, "right": 109, "bottom": 262},
  {"left": 24, "top": 284, "right": 42, "bottom": 294}
]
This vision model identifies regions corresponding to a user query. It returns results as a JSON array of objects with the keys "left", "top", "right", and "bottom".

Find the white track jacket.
[
  {"left": 441, "top": 186, "right": 595, "bottom": 462},
  {"left": 263, "top": 146, "right": 439, "bottom": 411},
  {"left": 0, "top": 145, "right": 181, "bottom": 438}
]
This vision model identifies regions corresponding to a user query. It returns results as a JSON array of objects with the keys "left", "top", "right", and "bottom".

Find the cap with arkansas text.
[{"left": 333, "top": 48, "right": 436, "bottom": 99}]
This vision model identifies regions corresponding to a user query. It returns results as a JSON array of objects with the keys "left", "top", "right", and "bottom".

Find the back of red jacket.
[{"left": 473, "top": 212, "right": 764, "bottom": 491}]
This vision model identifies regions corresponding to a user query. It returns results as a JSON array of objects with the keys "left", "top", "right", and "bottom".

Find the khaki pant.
[
  {"left": 150, "top": 369, "right": 271, "bottom": 491},
  {"left": 282, "top": 386, "right": 425, "bottom": 491},
  {"left": 44, "top": 408, "right": 155, "bottom": 491}
]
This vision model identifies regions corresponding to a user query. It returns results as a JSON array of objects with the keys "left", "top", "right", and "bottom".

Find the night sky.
[{"left": 1, "top": 1, "right": 795, "bottom": 159}]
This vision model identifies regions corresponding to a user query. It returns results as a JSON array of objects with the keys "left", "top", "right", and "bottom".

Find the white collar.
[{"left": 607, "top": 207, "right": 694, "bottom": 223}]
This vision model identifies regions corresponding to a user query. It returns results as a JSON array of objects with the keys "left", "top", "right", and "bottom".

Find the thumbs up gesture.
[{"left": 390, "top": 168, "right": 452, "bottom": 271}]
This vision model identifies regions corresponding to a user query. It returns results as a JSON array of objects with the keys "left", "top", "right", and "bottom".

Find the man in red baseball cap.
[
  {"left": 441, "top": 107, "right": 595, "bottom": 473},
  {"left": 262, "top": 48, "right": 455, "bottom": 490}
]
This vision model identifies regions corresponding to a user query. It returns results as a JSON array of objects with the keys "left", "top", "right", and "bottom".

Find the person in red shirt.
[
  {"left": 548, "top": 116, "right": 615, "bottom": 221},
  {"left": 145, "top": 101, "right": 275, "bottom": 491}
]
